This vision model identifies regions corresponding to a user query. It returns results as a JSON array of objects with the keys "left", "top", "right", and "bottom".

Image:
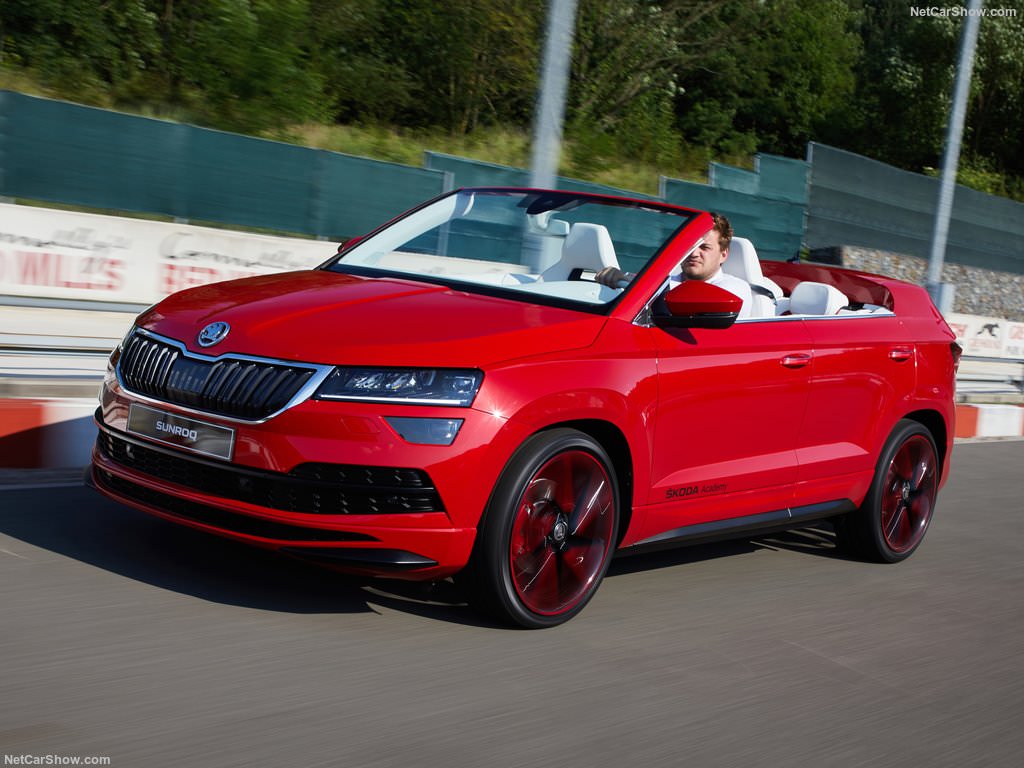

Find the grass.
[
  {"left": 269, "top": 122, "right": 717, "bottom": 196},
  {"left": 1, "top": 65, "right": 737, "bottom": 196},
  {"left": 0, "top": 63, "right": 748, "bottom": 198}
]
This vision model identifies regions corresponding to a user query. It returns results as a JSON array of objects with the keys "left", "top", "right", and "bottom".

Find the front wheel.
[
  {"left": 835, "top": 420, "right": 939, "bottom": 563},
  {"left": 463, "top": 429, "right": 619, "bottom": 628}
]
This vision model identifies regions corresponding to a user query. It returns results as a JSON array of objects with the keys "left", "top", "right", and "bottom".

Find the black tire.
[
  {"left": 835, "top": 419, "right": 939, "bottom": 563},
  {"left": 460, "top": 428, "right": 620, "bottom": 628}
]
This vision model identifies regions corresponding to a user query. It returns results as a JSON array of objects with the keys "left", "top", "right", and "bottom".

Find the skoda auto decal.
[{"left": 197, "top": 321, "right": 230, "bottom": 347}]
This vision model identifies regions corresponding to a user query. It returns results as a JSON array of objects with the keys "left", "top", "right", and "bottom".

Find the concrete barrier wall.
[{"left": 0, "top": 203, "right": 335, "bottom": 305}]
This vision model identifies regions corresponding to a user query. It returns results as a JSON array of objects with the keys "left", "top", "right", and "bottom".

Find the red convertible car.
[{"left": 88, "top": 188, "right": 958, "bottom": 627}]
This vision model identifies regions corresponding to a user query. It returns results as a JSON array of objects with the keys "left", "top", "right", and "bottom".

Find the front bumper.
[{"left": 87, "top": 371, "right": 523, "bottom": 578}]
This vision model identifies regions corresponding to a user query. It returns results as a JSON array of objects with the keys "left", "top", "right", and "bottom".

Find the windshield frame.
[{"left": 319, "top": 187, "right": 702, "bottom": 315}]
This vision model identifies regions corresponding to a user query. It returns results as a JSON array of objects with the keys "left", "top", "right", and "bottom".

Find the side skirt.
[{"left": 618, "top": 499, "right": 855, "bottom": 557}]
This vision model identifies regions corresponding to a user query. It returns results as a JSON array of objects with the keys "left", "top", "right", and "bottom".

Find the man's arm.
[{"left": 594, "top": 266, "right": 634, "bottom": 287}]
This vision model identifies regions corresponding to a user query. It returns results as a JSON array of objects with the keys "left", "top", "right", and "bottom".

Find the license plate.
[{"left": 127, "top": 404, "right": 235, "bottom": 461}]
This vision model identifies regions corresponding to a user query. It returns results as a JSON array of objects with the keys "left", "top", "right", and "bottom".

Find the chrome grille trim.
[{"left": 116, "top": 328, "right": 334, "bottom": 423}]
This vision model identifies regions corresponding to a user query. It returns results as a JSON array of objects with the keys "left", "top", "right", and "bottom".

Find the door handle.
[
  {"left": 889, "top": 347, "right": 913, "bottom": 362},
  {"left": 780, "top": 353, "right": 812, "bottom": 369}
]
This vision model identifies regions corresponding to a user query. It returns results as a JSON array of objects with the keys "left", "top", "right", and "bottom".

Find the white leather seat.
[
  {"left": 788, "top": 281, "right": 849, "bottom": 316},
  {"left": 722, "top": 237, "right": 782, "bottom": 318},
  {"left": 540, "top": 223, "right": 619, "bottom": 282}
]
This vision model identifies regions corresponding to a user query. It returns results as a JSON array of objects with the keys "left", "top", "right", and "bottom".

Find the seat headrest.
[
  {"left": 722, "top": 237, "right": 763, "bottom": 282},
  {"left": 538, "top": 222, "right": 619, "bottom": 283},
  {"left": 722, "top": 236, "right": 781, "bottom": 304},
  {"left": 561, "top": 223, "right": 618, "bottom": 272},
  {"left": 790, "top": 281, "right": 849, "bottom": 315}
]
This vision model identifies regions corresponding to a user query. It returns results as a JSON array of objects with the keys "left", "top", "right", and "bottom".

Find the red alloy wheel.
[
  {"left": 879, "top": 434, "right": 938, "bottom": 555},
  {"left": 508, "top": 450, "right": 616, "bottom": 616}
]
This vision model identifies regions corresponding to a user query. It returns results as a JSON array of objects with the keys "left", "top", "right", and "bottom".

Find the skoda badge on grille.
[{"left": 197, "top": 321, "right": 230, "bottom": 347}]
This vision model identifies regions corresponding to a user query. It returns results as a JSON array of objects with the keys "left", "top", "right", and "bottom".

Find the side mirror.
[
  {"left": 338, "top": 234, "right": 362, "bottom": 253},
  {"left": 652, "top": 280, "right": 740, "bottom": 329}
]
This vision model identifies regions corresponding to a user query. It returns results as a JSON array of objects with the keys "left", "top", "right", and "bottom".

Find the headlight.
[{"left": 313, "top": 367, "right": 483, "bottom": 407}]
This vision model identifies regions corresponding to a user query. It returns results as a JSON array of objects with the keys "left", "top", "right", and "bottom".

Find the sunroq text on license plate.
[{"left": 126, "top": 403, "right": 235, "bottom": 460}]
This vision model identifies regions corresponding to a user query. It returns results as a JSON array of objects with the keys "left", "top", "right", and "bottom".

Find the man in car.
[{"left": 595, "top": 212, "right": 752, "bottom": 320}]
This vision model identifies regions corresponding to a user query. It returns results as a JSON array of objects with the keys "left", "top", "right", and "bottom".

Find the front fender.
[{"left": 473, "top": 352, "right": 658, "bottom": 511}]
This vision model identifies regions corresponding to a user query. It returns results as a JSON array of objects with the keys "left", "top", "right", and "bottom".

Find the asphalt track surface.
[{"left": 2, "top": 440, "right": 1022, "bottom": 768}]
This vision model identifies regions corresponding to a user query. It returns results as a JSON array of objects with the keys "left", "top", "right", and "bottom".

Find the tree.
[
  {"left": 675, "top": 0, "right": 861, "bottom": 159},
  {"left": 838, "top": 0, "right": 959, "bottom": 171},
  {"left": 836, "top": 0, "right": 1024, "bottom": 198},
  {"left": 565, "top": 0, "right": 744, "bottom": 168},
  {"left": 377, "top": 0, "right": 542, "bottom": 133},
  {"left": 153, "top": 0, "right": 325, "bottom": 130},
  {"left": 1, "top": 0, "right": 160, "bottom": 102},
  {"left": 963, "top": 1, "right": 1024, "bottom": 190},
  {"left": 305, "top": 0, "right": 416, "bottom": 124}
]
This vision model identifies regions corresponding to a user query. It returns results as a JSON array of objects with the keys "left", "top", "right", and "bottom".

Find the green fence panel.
[
  {"left": 317, "top": 152, "right": 449, "bottom": 240},
  {"left": 182, "top": 126, "right": 320, "bottom": 234},
  {"left": 0, "top": 90, "right": 448, "bottom": 241},
  {"left": 708, "top": 163, "right": 758, "bottom": 195},
  {"left": 663, "top": 154, "right": 807, "bottom": 262},
  {"left": 0, "top": 90, "right": 185, "bottom": 214},
  {"left": 756, "top": 155, "right": 810, "bottom": 204},
  {"left": 806, "top": 142, "right": 1024, "bottom": 274},
  {"left": 424, "top": 152, "right": 660, "bottom": 200},
  {"left": 661, "top": 178, "right": 805, "bottom": 262},
  {"left": 424, "top": 153, "right": 529, "bottom": 188}
]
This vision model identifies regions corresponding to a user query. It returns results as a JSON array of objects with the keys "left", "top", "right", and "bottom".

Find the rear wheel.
[
  {"left": 836, "top": 420, "right": 939, "bottom": 563},
  {"left": 462, "top": 429, "right": 619, "bottom": 628}
]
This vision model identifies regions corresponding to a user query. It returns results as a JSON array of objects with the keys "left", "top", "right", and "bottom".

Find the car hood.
[{"left": 137, "top": 270, "right": 606, "bottom": 368}]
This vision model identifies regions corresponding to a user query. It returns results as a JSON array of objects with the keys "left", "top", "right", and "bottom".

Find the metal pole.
[
  {"left": 926, "top": 0, "right": 983, "bottom": 313},
  {"left": 530, "top": 0, "right": 578, "bottom": 189}
]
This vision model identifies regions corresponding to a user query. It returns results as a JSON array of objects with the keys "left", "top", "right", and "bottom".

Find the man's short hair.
[{"left": 711, "top": 212, "right": 733, "bottom": 252}]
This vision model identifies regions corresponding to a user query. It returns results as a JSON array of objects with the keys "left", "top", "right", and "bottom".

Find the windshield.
[{"left": 325, "top": 189, "right": 696, "bottom": 309}]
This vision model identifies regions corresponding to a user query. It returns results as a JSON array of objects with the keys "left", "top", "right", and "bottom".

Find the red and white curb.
[
  {"left": 1, "top": 398, "right": 1021, "bottom": 473},
  {"left": 955, "top": 403, "right": 1024, "bottom": 439},
  {"left": 0, "top": 398, "right": 97, "bottom": 469}
]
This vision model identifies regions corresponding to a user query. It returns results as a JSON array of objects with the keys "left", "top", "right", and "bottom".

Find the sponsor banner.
[
  {"left": 0, "top": 203, "right": 334, "bottom": 305},
  {"left": 946, "top": 312, "right": 1023, "bottom": 360},
  {"left": 1006, "top": 321, "right": 1024, "bottom": 359}
]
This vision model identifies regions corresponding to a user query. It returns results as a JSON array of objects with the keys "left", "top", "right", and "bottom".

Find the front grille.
[
  {"left": 118, "top": 331, "right": 317, "bottom": 420},
  {"left": 95, "top": 469, "right": 378, "bottom": 542},
  {"left": 97, "top": 429, "right": 444, "bottom": 515}
]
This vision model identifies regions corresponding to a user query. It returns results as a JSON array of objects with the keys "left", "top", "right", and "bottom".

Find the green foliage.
[
  {"left": 676, "top": 0, "right": 861, "bottom": 158},
  {"left": 153, "top": 0, "right": 325, "bottom": 130},
  {"left": 0, "top": 0, "right": 1022, "bottom": 199},
  {"left": 565, "top": 1, "right": 742, "bottom": 176},
  {"left": 839, "top": 0, "right": 1024, "bottom": 191},
  {"left": 747, "top": 0, "right": 861, "bottom": 155},
  {"left": 571, "top": 0, "right": 697, "bottom": 129},
  {"left": 381, "top": 0, "right": 541, "bottom": 133},
  {"left": 305, "top": 0, "right": 415, "bottom": 123},
  {"left": 966, "top": 2, "right": 1024, "bottom": 182},
  {"left": 925, "top": 155, "right": 1023, "bottom": 199},
  {"left": 281, "top": 122, "right": 533, "bottom": 169},
  {"left": 839, "top": 0, "right": 960, "bottom": 171},
  {"left": 0, "top": 0, "right": 160, "bottom": 103}
]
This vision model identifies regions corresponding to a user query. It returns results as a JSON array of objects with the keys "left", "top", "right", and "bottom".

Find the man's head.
[{"left": 682, "top": 212, "right": 733, "bottom": 281}]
